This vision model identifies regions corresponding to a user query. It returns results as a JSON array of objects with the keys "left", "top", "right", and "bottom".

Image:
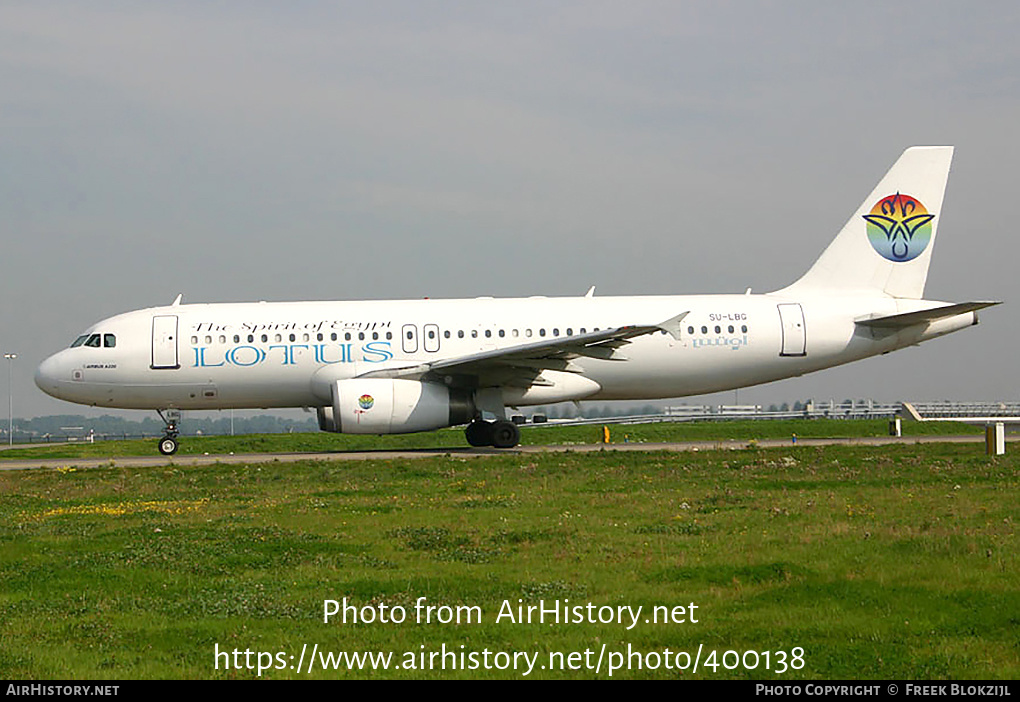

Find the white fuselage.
[{"left": 35, "top": 292, "right": 976, "bottom": 412}]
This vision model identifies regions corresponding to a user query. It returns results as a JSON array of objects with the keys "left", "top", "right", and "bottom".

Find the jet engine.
[{"left": 316, "top": 378, "right": 475, "bottom": 434}]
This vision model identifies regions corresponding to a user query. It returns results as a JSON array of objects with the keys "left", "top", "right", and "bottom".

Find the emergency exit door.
[{"left": 402, "top": 324, "right": 419, "bottom": 354}]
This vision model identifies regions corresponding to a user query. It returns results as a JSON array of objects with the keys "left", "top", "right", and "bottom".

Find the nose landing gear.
[{"left": 157, "top": 409, "right": 181, "bottom": 455}]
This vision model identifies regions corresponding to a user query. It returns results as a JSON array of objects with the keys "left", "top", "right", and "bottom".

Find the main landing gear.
[
  {"left": 157, "top": 409, "right": 181, "bottom": 456},
  {"left": 465, "top": 419, "right": 520, "bottom": 449}
]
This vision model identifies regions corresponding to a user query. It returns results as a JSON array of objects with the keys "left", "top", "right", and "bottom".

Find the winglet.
[{"left": 655, "top": 311, "right": 689, "bottom": 340}]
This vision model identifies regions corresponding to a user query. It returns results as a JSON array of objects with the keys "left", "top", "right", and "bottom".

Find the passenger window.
[
  {"left": 728, "top": 326, "right": 734, "bottom": 333},
  {"left": 289, "top": 333, "right": 296, "bottom": 342},
  {"left": 444, "top": 330, "right": 451, "bottom": 339},
  {"left": 484, "top": 330, "right": 491, "bottom": 338},
  {"left": 344, "top": 332, "right": 351, "bottom": 341},
  {"left": 687, "top": 326, "right": 694, "bottom": 334},
  {"left": 386, "top": 332, "right": 393, "bottom": 340},
  {"left": 512, "top": 329, "right": 519, "bottom": 337},
  {"left": 458, "top": 330, "right": 464, "bottom": 339},
  {"left": 553, "top": 328, "right": 559, "bottom": 336},
  {"left": 191, "top": 336, "right": 198, "bottom": 345},
  {"left": 566, "top": 328, "right": 573, "bottom": 336},
  {"left": 526, "top": 329, "right": 533, "bottom": 338},
  {"left": 261, "top": 334, "right": 268, "bottom": 342},
  {"left": 498, "top": 329, "right": 505, "bottom": 338},
  {"left": 428, "top": 330, "right": 435, "bottom": 339},
  {"left": 234, "top": 335, "right": 241, "bottom": 343},
  {"left": 373, "top": 332, "right": 379, "bottom": 340},
  {"left": 580, "top": 328, "right": 586, "bottom": 334},
  {"left": 539, "top": 329, "right": 546, "bottom": 337},
  {"left": 471, "top": 330, "right": 478, "bottom": 338},
  {"left": 218, "top": 335, "right": 226, "bottom": 344},
  {"left": 701, "top": 326, "right": 708, "bottom": 334},
  {"left": 85, "top": 334, "right": 101, "bottom": 348},
  {"left": 248, "top": 335, "right": 254, "bottom": 343},
  {"left": 714, "top": 326, "right": 720, "bottom": 334},
  {"left": 104, "top": 334, "right": 116, "bottom": 348},
  {"left": 70, "top": 335, "right": 89, "bottom": 348},
  {"left": 741, "top": 325, "right": 748, "bottom": 333},
  {"left": 358, "top": 332, "right": 365, "bottom": 341}
]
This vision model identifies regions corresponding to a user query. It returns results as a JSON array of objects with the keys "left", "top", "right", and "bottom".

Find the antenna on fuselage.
[
  {"left": 584, "top": 286, "right": 595, "bottom": 298},
  {"left": 171, "top": 294, "right": 183, "bottom": 306}
]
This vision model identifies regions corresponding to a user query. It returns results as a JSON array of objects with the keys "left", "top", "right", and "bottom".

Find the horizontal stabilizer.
[{"left": 856, "top": 301, "right": 1000, "bottom": 329}]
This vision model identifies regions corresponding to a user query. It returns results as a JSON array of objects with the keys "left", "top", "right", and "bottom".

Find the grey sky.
[{"left": 2, "top": 2, "right": 1018, "bottom": 417}]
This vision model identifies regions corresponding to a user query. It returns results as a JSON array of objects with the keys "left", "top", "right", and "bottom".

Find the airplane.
[{"left": 35, "top": 146, "right": 999, "bottom": 455}]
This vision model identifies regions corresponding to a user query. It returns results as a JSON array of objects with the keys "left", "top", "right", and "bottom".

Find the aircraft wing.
[{"left": 356, "top": 311, "right": 689, "bottom": 388}]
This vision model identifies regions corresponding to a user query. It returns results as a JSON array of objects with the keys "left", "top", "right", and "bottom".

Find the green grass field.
[
  {"left": 1, "top": 426, "right": 1016, "bottom": 679},
  {"left": 0, "top": 417, "right": 985, "bottom": 461}
]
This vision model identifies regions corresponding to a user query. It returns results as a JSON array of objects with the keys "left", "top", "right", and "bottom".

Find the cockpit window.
[{"left": 71, "top": 332, "right": 116, "bottom": 348}]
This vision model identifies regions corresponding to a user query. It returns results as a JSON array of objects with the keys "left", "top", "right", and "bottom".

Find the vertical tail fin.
[{"left": 779, "top": 146, "right": 953, "bottom": 299}]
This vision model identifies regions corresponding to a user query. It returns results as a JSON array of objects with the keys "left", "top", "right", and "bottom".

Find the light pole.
[{"left": 3, "top": 354, "right": 15, "bottom": 446}]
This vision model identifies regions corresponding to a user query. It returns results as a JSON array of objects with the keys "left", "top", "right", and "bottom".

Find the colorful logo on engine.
[
  {"left": 358, "top": 394, "right": 374, "bottom": 410},
  {"left": 863, "top": 192, "right": 935, "bottom": 262}
]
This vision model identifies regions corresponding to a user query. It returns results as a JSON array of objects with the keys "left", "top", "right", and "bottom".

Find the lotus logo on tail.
[{"left": 863, "top": 192, "right": 934, "bottom": 262}]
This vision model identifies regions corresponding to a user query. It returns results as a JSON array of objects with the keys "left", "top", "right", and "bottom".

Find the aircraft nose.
[{"left": 35, "top": 352, "right": 67, "bottom": 398}]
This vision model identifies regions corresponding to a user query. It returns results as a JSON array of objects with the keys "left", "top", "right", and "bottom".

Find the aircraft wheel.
[
  {"left": 158, "top": 437, "right": 179, "bottom": 455},
  {"left": 491, "top": 420, "right": 521, "bottom": 449},
  {"left": 465, "top": 420, "right": 494, "bottom": 447}
]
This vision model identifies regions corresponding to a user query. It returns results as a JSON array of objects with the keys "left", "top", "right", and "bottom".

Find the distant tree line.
[
  {"left": 9, "top": 414, "right": 318, "bottom": 438},
  {"left": 533, "top": 404, "right": 664, "bottom": 419}
]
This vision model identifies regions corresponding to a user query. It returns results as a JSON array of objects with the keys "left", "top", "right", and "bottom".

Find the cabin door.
[
  {"left": 151, "top": 315, "right": 180, "bottom": 369},
  {"left": 777, "top": 304, "right": 807, "bottom": 357}
]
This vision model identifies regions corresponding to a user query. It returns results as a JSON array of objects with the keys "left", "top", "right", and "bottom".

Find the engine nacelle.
[{"left": 319, "top": 378, "right": 475, "bottom": 434}]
